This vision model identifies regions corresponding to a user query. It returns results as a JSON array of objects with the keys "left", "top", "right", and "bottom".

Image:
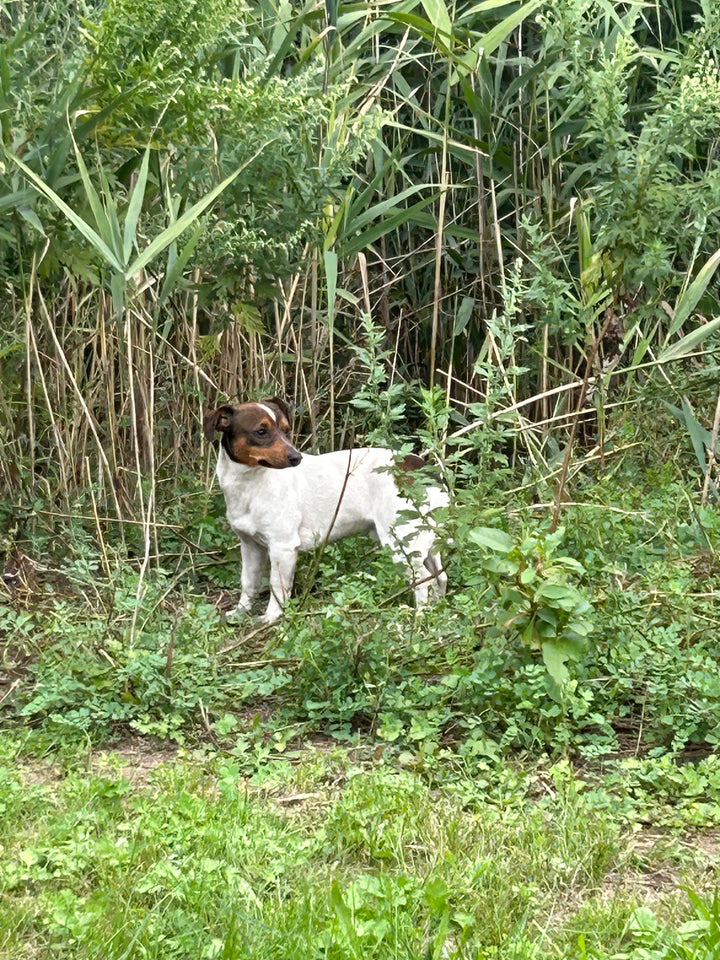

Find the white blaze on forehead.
[{"left": 255, "top": 402, "right": 278, "bottom": 423}]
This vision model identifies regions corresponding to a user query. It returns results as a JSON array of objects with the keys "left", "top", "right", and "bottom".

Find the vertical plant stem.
[
  {"left": 701, "top": 386, "right": 720, "bottom": 507},
  {"left": 325, "top": 250, "right": 338, "bottom": 446},
  {"left": 26, "top": 302, "right": 71, "bottom": 511},
  {"left": 430, "top": 72, "right": 450, "bottom": 389},
  {"left": 551, "top": 310, "right": 614, "bottom": 531},
  {"left": 489, "top": 171, "right": 505, "bottom": 292},
  {"left": 125, "top": 309, "right": 153, "bottom": 644},
  {"left": 38, "top": 287, "right": 124, "bottom": 526},
  {"left": 541, "top": 323, "right": 549, "bottom": 427},
  {"left": 471, "top": 74, "right": 489, "bottom": 316},
  {"left": 310, "top": 252, "right": 319, "bottom": 413},
  {"left": 23, "top": 258, "right": 38, "bottom": 503},
  {"left": 86, "top": 455, "right": 111, "bottom": 578}
]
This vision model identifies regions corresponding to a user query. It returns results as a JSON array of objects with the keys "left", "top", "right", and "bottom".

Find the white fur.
[
  {"left": 215, "top": 446, "right": 448, "bottom": 623},
  {"left": 255, "top": 403, "right": 278, "bottom": 423}
]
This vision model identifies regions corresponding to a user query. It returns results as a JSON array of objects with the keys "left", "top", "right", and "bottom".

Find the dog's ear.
[
  {"left": 203, "top": 405, "right": 234, "bottom": 441},
  {"left": 262, "top": 396, "right": 293, "bottom": 428}
]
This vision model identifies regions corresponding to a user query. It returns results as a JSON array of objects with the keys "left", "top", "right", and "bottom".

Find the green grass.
[{"left": 0, "top": 734, "right": 718, "bottom": 960}]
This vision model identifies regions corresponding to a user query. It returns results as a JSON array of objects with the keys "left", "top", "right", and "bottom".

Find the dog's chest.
[{"left": 219, "top": 477, "right": 279, "bottom": 542}]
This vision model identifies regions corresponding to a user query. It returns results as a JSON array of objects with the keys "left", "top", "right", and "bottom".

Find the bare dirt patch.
[
  {"left": 92, "top": 735, "right": 179, "bottom": 785},
  {"left": 597, "top": 828, "right": 720, "bottom": 908}
]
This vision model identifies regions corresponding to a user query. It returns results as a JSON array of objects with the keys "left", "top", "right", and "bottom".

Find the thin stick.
[
  {"left": 430, "top": 75, "right": 450, "bottom": 389},
  {"left": 701, "top": 386, "right": 720, "bottom": 507},
  {"left": 37, "top": 287, "right": 124, "bottom": 525},
  {"left": 86, "top": 456, "right": 111, "bottom": 578}
]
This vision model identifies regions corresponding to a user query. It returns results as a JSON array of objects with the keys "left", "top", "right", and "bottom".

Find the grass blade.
[
  {"left": 123, "top": 145, "right": 151, "bottom": 265},
  {"left": 7, "top": 150, "right": 125, "bottom": 272},
  {"left": 657, "top": 314, "right": 720, "bottom": 363},
  {"left": 664, "top": 245, "right": 720, "bottom": 342}
]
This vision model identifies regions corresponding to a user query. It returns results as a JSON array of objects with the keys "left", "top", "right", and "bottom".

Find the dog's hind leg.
[
  {"left": 376, "top": 518, "right": 438, "bottom": 607},
  {"left": 407, "top": 528, "right": 446, "bottom": 606}
]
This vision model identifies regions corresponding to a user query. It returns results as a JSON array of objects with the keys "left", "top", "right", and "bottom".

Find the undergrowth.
[{"left": 3, "top": 428, "right": 720, "bottom": 761}]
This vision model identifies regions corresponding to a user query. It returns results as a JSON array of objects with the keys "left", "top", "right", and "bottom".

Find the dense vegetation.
[{"left": 2, "top": 0, "right": 720, "bottom": 957}]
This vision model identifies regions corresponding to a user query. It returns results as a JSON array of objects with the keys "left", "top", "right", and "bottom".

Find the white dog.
[{"left": 204, "top": 397, "right": 448, "bottom": 623}]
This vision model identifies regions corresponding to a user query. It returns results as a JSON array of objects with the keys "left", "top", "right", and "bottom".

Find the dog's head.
[{"left": 203, "top": 397, "right": 302, "bottom": 469}]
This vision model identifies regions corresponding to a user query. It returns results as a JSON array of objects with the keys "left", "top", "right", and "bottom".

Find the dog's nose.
[{"left": 288, "top": 450, "right": 302, "bottom": 467}]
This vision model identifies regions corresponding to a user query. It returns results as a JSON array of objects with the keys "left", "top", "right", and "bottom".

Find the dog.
[{"left": 204, "top": 397, "right": 448, "bottom": 623}]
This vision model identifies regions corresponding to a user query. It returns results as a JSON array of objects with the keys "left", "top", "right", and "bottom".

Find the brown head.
[{"left": 203, "top": 397, "right": 302, "bottom": 469}]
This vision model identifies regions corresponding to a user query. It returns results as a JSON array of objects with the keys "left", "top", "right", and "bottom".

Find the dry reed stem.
[
  {"left": 701, "top": 386, "right": 720, "bottom": 507},
  {"left": 551, "top": 310, "right": 616, "bottom": 531},
  {"left": 430, "top": 80, "right": 450, "bottom": 389},
  {"left": 36, "top": 285, "right": 124, "bottom": 525}
]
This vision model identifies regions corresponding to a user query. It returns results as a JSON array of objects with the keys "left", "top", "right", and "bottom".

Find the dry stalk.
[
  {"left": 551, "top": 310, "right": 615, "bottom": 531},
  {"left": 37, "top": 285, "right": 124, "bottom": 526},
  {"left": 701, "top": 386, "right": 720, "bottom": 507}
]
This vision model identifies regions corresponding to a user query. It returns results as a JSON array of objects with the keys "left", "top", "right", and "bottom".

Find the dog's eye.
[{"left": 255, "top": 426, "right": 268, "bottom": 438}]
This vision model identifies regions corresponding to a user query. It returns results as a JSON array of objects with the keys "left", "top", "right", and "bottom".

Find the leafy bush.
[{"left": 466, "top": 524, "right": 594, "bottom": 688}]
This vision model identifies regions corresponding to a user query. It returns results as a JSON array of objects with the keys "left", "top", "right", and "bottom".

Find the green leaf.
[
  {"left": 159, "top": 221, "right": 204, "bottom": 304},
  {"left": 665, "top": 245, "right": 720, "bottom": 342},
  {"left": 542, "top": 640, "right": 571, "bottom": 685},
  {"left": 71, "top": 134, "right": 118, "bottom": 258},
  {"left": 664, "top": 397, "right": 712, "bottom": 473},
  {"left": 658, "top": 314, "right": 720, "bottom": 364},
  {"left": 422, "top": 0, "right": 453, "bottom": 38},
  {"left": 681, "top": 396, "right": 712, "bottom": 473},
  {"left": 534, "top": 583, "right": 576, "bottom": 601},
  {"left": 330, "top": 882, "right": 356, "bottom": 942},
  {"left": 454, "top": 296, "right": 474, "bottom": 336},
  {"left": 16, "top": 205, "right": 45, "bottom": 235},
  {"left": 536, "top": 608, "right": 559, "bottom": 627},
  {"left": 385, "top": 13, "right": 454, "bottom": 55},
  {"left": 342, "top": 183, "right": 429, "bottom": 235},
  {"left": 7, "top": 151, "right": 125, "bottom": 273},
  {"left": 110, "top": 273, "right": 125, "bottom": 317},
  {"left": 324, "top": 250, "right": 338, "bottom": 327},
  {"left": 123, "top": 144, "right": 151, "bottom": 264},
  {"left": 342, "top": 194, "right": 438, "bottom": 256},
  {"left": 470, "top": 0, "right": 543, "bottom": 59},
  {"left": 468, "top": 527, "right": 513, "bottom": 553}
]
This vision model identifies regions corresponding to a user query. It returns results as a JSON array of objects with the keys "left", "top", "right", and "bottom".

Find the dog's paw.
[
  {"left": 259, "top": 612, "right": 282, "bottom": 626},
  {"left": 224, "top": 604, "right": 251, "bottom": 624}
]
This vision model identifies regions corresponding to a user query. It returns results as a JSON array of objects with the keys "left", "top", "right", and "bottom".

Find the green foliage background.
[
  {"left": 1, "top": 0, "right": 719, "bottom": 753},
  {"left": 2, "top": 3, "right": 720, "bottom": 956}
]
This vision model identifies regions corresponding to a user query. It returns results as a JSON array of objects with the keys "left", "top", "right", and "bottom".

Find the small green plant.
[
  {"left": 466, "top": 524, "right": 594, "bottom": 690},
  {"left": 613, "top": 889, "right": 720, "bottom": 960},
  {"left": 6, "top": 567, "right": 290, "bottom": 743},
  {"left": 348, "top": 313, "right": 414, "bottom": 445}
]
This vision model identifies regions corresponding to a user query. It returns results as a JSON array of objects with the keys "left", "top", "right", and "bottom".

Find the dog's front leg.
[
  {"left": 262, "top": 547, "right": 298, "bottom": 623},
  {"left": 227, "top": 536, "right": 268, "bottom": 622}
]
